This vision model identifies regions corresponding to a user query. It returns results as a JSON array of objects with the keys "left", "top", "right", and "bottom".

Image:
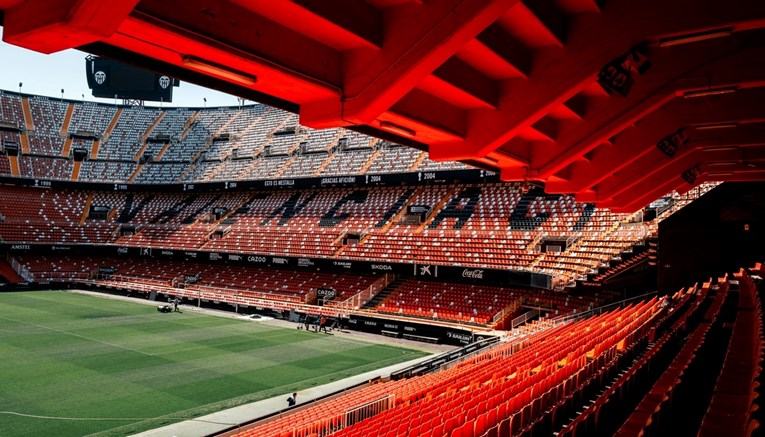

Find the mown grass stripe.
[{"left": 0, "top": 291, "right": 426, "bottom": 437}]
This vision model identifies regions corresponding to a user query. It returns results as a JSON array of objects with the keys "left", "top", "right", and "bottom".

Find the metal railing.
[
  {"left": 29, "top": 271, "right": 89, "bottom": 282},
  {"left": 331, "top": 273, "right": 396, "bottom": 311},
  {"left": 9, "top": 257, "right": 35, "bottom": 282},
  {"left": 390, "top": 336, "right": 501, "bottom": 380},
  {"left": 553, "top": 291, "right": 659, "bottom": 324},
  {"left": 344, "top": 395, "right": 393, "bottom": 428},
  {"left": 490, "top": 297, "right": 523, "bottom": 325},
  {"left": 510, "top": 309, "right": 540, "bottom": 329},
  {"left": 656, "top": 199, "right": 675, "bottom": 217},
  {"left": 186, "top": 283, "right": 303, "bottom": 304},
  {"left": 84, "top": 277, "right": 351, "bottom": 318}
]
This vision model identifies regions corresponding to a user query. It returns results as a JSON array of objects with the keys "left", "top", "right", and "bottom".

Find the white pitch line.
[
  {"left": 0, "top": 315, "right": 156, "bottom": 357},
  {"left": 0, "top": 410, "right": 237, "bottom": 426}
]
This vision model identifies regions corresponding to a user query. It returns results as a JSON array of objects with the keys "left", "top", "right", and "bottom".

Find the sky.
[{"left": 0, "top": 28, "right": 245, "bottom": 108}]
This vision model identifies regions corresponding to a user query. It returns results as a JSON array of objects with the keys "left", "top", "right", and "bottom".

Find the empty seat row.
[{"left": 235, "top": 297, "right": 663, "bottom": 437}]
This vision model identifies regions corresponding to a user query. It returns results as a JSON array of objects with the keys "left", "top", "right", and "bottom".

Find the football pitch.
[{"left": 0, "top": 291, "right": 427, "bottom": 437}]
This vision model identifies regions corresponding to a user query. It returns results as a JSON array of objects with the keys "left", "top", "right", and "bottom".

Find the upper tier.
[{"left": 0, "top": 90, "right": 467, "bottom": 184}]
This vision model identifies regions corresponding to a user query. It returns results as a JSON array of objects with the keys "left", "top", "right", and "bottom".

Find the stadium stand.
[
  {"left": 324, "top": 149, "right": 376, "bottom": 176},
  {"left": 279, "top": 153, "right": 331, "bottom": 178},
  {"left": 0, "top": 86, "right": 757, "bottom": 437},
  {"left": 79, "top": 160, "right": 137, "bottom": 182},
  {"left": 0, "top": 174, "right": 721, "bottom": 329},
  {"left": 417, "top": 157, "right": 470, "bottom": 172},
  {"left": 19, "top": 155, "right": 73, "bottom": 180},
  {"left": 0, "top": 154, "right": 11, "bottom": 175},
  {"left": 209, "top": 159, "right": 250, "bottom": 181},
  {"left": 0, "top": 130, "right": 20, "bottom": 147},
  {"left": 0, "top": 94, "right": 720, "bottom": 205},
  {"left": 0, "top": 258, "right": 24, "bottom": 283},
  {"left": 132, "top": 163, "right": 187, "bottom": 184},
  {"left": 233, "top": 295, "right": 663, "bottom": 437},
  {"left": 0, "top": 182, "right": 758, "bottom": 437},
  {"left": 12, "top": 250, "right": 605, "bottom": 326},
  {"left": 373, "top": 279, "right": 603, "bottom": 324},
  {"left": 176, "top": 265, "right": 756, "bottom": 437},
  {"left": 0, "top": 92, "right": 23, "bottom": 124},
  {"left": 17, "top": 255, "right": 380, "bottom": 304},
  {"left": 98, "top": 106, "right": 160, "bottom": 160},
  {"left": 698, "top": 266, "right": 763, "bottom": 437},
  {"left": 160, "top": 110, "right": 223, "bottom": 162},
  {"left": 586, "top": 249, "right": 651, "bottom": 285},
  {"left": 0, "top": 180, "right": 714, "bottom": 290},
  {"left": 554, "top": 282, "right": 712, "bottom": 436},
  {"left": 67, "top": 102, "right": 116, "bottom": 136},
  {"left": 26, "top": 95, "right": 68, "bottom": 156},
  {"left": 27, "top": 134, "right": 64, "bottom": 156},
  {"left": 0, "top": 2, "right": 763, "bottom": 436},
  {"left": 0, "top": 87, "right": 753, "bottom": 437},
  {"left": 0, "top": 92, "right": 501, "bottom": 184}
]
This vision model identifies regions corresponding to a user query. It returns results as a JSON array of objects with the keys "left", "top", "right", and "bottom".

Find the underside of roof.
[{"left": 1, "top": 0, "right": 764, "bottom": 211}]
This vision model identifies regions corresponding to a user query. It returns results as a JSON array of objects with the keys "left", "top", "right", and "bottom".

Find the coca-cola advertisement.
[{"left": 461, "top": 269, "right": 485, "bottom": 280}]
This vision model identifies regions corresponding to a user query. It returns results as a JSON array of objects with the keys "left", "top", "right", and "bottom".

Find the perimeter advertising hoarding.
[
  {"left": 0, "top": 169, "right": 499, "bottom": 193},
  {"left": 347, "top": 313, "right": 476, "bottom": 346},
  {"left": 2, "top": 243, "right": 551, "bottom": 289}
]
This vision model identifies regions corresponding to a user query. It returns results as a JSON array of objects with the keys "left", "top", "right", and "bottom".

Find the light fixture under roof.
[
  {"left": 379, "top": 121, "right": 416, "bottom": 137},
  {"left": 695, "top": 122, "right": 739, "bottom": 130},
  {"left": 702, "top": 146, "right": 739, "bottom": 152},
  {"left": 481, "top": 156, "right": 501, "bottom": 166},
  {"left": 683, "top": 86, "right": 739, "bottom": 98},
  {"left": 659, "top": 28, "right": 733, "bottom": 47},
  {"left": 181, "top": 56, "right": 258, "bottom": 87}
]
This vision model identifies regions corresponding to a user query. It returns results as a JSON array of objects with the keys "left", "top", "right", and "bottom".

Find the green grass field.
[{"left": 0, "top": 291, "right": 427, "bottom": 437}]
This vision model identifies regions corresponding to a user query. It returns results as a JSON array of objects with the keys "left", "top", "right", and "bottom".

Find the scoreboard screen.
[{"left": 86, "top": 57, "right": 179, "bottom": 102}]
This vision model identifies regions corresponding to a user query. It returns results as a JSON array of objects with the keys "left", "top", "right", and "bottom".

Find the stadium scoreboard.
[{"left": 86, "top": 56, "right": 179, "bottom": 102}]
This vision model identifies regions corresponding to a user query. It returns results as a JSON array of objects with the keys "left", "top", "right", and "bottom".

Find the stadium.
[{"left": 0, "top": 1, "right": 763, "bottom": 436}]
